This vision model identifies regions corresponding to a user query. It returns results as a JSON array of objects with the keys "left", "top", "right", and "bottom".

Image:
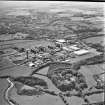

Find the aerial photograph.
[{"left": 0, "top": 1, "right": 104, "bottom": 105}]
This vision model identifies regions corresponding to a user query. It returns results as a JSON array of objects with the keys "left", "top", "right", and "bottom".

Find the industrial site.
[{"left": 0, "top": 1, "right": 104, "bottom": 105}]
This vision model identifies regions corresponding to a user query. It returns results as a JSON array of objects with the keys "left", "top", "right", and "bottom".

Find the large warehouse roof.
[
  {"left": 62, "top": 47, "right": 73, "bottom": 51},
  {"left": 56, "top": 39, "right": 66, "bottom": 43},
  {"left": 74, "top": 49, "right": 89, "bottom": 55},
  {"left": 69, "top": 45, "right": 80, "bottom": 50}
]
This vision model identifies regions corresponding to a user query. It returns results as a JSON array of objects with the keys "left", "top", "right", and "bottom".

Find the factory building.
[
  {"left": 68, "top": 45, "right": 80, "bottom": 51},
  {"left": 73, "top": 49, "right": 89, "bottom": 56},
  {"left": 56, "top": 39, "right": 66, "bottom": 43}
]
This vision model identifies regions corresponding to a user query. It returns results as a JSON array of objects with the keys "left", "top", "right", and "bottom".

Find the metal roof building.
[
  {"left": 56, "top": 39, "right": 66, "bottom": 43},
  {"left": 74, "top": 49, "right": 89, "bottom": 55},
  {"left": 68, "top": 45, "right": 80, "bottom": 51}
]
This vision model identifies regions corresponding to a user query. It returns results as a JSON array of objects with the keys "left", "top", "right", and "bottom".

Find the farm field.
[
  {"left": 0, "top": 39, "right": 54, "bottom": 49},
  {"left": 83, "top": 36, "right": 104, "bottom": 44},
  {"left": 80, "top": 64, "right": 104, "bottom": 87},
  {"left": 0, "top": 79, "right": 9, "bottom": 105}
]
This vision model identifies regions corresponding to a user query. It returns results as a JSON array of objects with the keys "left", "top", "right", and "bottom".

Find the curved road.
[{"left": 5, "top": 78, "right": 15, "bottom": 105}]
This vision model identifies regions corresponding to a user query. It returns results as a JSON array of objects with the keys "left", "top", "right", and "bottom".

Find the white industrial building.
[
  {"left": 68, "top": 45, "right": 80, "bottom": 51},
  {"left": 55, "top": 39, "right": 66, "bottom": 48},
  {"left": 62, "top": 46, "right": 73, "bottom": 52},
  {"left": 74, "top": 49, "right": 89, "bottom": 55},
  {"left": 56, "top": 39, "right": 66, "bottom": 43}
]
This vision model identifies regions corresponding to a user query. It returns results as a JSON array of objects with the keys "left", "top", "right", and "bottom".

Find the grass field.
[
  {"left": 0, "top": 79, "right": 9, "bottom": 105},
  {"left": 83, "top": 36, "right": 104, "bottom": 44},
  {"left": 0, "top": 39, "right": 54, "bottom": 49},
  {"left": 79, "top": 64, "right": 104, "bottom": 103},
  {"left": 80, "top": 64, "right": 104, "bottom": 87}
]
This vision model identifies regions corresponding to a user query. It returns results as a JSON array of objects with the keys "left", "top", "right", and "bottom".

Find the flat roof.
[
  {"left": 69, "top": 45, "right": 80, "bottom": 50},
  {"left": 56, "top": 39, "right": 66, "bottom": 43},
  {"left": 74, "top": 49, "right": 89, "bottom": 55},
  {"left": 62, "top": 47, "right": 73, "bottom": 51}
]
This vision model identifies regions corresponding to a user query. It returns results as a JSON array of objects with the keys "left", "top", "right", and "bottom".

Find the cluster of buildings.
[
  {"left": 55, "top": 39, "right": 90, "bottom": 56},
  {"left": 9, "top": 38, "right": 92, "bottom": 68}
]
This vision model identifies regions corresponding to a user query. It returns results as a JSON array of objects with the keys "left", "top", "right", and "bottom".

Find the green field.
[{"left": 83, "top": 36, "right": 104, "bottom": 44}]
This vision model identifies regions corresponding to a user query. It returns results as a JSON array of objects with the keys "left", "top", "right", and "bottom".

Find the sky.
[{"left": 0, "top": 1, "right": 104, "bottom": 8}]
